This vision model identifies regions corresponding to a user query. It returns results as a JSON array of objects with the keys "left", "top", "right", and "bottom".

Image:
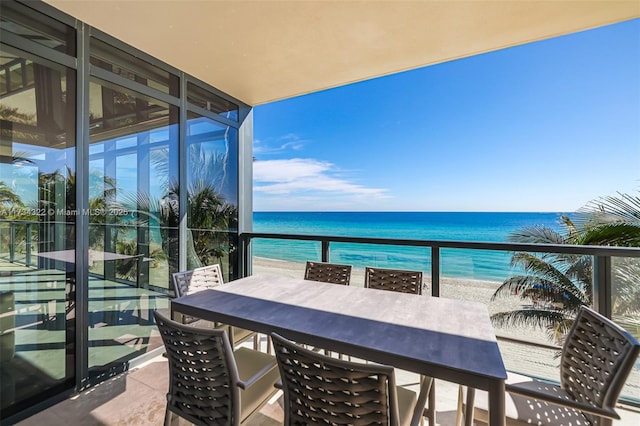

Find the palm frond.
[
  {"left": 490, "top": 309, "right": 568, "bottom": 330},
  {"left": 507, "top": 225, "right": 567, "bottom": 245},
  {"left": 577, "top": 191, "right": 640, "bottom": 223},
  {"left": 573, "top": 223, "right": 640, "bottom": 247},
  {"left": 491, "top": 275, "right": 542, "bottom": 300}
]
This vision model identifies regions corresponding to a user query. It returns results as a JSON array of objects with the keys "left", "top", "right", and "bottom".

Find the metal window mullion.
[
  {"left": 9, "top": 222, "right": 16, "bottom": 262},
  {"left": 25, "top": 222, "right": 32, "bottom": 265},
  {"left": 237, "top": 109, "right": 253, "bottom": 277},
  {"left": 178, "top": 73, "right": 188, "bottom": 273},
  {"left": 75, "top": 21, "right": 91, "bottom": 391}
]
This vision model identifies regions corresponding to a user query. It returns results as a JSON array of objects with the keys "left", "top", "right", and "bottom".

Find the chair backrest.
[
  {"left": 304, "top": 261, "right": 352, "bottom": 285},
  {"left": 364, "top": 266, "right": 423, "bottom": 295},
  {"left": 172, "top": 264, "right": 224, "bottom": 298},
  {"left": 153, "top": 309, "right": 241, "bottom": 426},
  {"left": 271, "top": 332, "right": 401, "bottom": 426},
  {"left": 560, "top": 305, "right": 640, "bottom": 426}
]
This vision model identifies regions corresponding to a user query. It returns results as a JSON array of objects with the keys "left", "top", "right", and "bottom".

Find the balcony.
[{"left": 4, "top": 225, "right": 640, "bottom": 424}]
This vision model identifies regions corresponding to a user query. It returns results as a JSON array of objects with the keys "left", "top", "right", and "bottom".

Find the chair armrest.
[
  {"left": 507, "top": 382, "right": 620, "bottom": 420},
  {"left": 236, "top": 359, "right": 278, "bottom": 390}
]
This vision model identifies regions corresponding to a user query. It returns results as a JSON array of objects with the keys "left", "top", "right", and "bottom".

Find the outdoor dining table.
[{"left": 170, "top": 273, "right": 507, "bottom": 425}]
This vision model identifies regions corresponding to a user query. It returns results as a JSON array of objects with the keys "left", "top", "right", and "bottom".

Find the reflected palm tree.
[
  {"left": 147, "top": 144, "right": 238, "bottom": 272},
  {"left": 0, "top": 181, "right": 22, "bottom": 207}
]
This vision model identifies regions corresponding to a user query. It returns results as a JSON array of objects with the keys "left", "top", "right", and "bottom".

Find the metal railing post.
[
  {"left": 593, "top": 255, "right": 612, "bottom": 318},
  {"left": 240, "top": 234, "right": 252, "bottom": 278},
  {"left": 321, "top": 240, "right": 330, "bottom": 262},
  {"left": 431, "top": 246, "right": 440, "bottom": 297}
]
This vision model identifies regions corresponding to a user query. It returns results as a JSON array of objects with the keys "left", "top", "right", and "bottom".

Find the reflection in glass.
[
  {"left": 0, "top": 1, "right": 76, "bottom": 55},
  {"left": 87, "top": 79, "right": 175, "bottom": 375},
  {"left": 187, "top": 82, "right": 238, "bottom": 121},
  {"left": 186, "top": 113, "right": 238, "bottom": 279},
  {"left": 0, "top": 46, "right": 75, "bottom": 419},
  {"left": 90, "top": 37, "right": 179, "bottom": 96}
]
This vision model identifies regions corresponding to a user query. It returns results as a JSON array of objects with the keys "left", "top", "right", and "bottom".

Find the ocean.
[{"left": 252, "top": 211, "right": 569, "bottom": 283}]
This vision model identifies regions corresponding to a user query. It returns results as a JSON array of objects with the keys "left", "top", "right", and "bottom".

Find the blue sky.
[{"left": 253, "top": 19, "right": 640, "bottom": 212}]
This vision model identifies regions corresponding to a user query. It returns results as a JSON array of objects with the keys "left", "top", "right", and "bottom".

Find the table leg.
[
  {"left": 488, "top": 380, "right": 506, "bottom": 426},
  {"left": 464, "top": 387, "right": 475, "bottom": 426}
]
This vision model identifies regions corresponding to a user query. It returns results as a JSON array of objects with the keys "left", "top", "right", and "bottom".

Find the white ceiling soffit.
[{"left": 45, "top": 0, "right": 640, "bottom": 106}]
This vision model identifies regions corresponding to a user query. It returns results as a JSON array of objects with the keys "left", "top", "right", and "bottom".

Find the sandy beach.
[
  {"left": 254, "top": 256, "right": 532, "bottom": 319},
  {"left": 252, "top": 256, "right": 640, "bottom": 400}
]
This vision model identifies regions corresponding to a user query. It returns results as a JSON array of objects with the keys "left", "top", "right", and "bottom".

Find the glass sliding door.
[
  {"left": 186, "top": 112, "right": 239, "bottom": 280},
  {"left": 0, "top": 45, "right": 76, "bottom": 418},
  {"left": 1, "top": 1, "right": 248, "bottom": 420},
  {"left": 86, "top": 79, "right": 176, "bottom": 378}
]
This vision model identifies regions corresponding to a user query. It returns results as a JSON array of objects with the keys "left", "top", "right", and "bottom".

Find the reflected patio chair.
[
  {"left": 171, "top": 264, "right": 258, "bottom": 350},
  {"left": 459, "top": 305, "right": 640, "bottom": 426},
  {"left": 153, "top": 310, "right": 281, "bottom": 426},
  {"left": 271, "top": 332, "right": 431, "bottom": 426},
  {"left": 364, "top": 266, "right": 423, "bottom": 295},
  {"left": 304, "top": 261, "right": 352, "bottom": 285}
]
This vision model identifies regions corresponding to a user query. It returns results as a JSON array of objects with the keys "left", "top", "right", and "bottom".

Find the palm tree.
[
  {"left": 571, "top": 191, "right": 640, "bottom": 247},
  {"left": 490, "top": 216, "right": 592, "bottom": 341},
  {"left": 491, "top": 190, "right": 640, "bottom": 342}
]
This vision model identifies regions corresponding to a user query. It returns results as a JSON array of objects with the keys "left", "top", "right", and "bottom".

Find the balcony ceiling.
[{"left": 45, "top": 0, "right": 639, "bottom": 106}]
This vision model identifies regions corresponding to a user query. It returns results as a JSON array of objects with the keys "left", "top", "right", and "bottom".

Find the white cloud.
[
  {"left": 254, "top": 158, "right": 389, "bottom": 203},
  {"left": 254, "top": 134, "right": 307, "bottom": 155}
]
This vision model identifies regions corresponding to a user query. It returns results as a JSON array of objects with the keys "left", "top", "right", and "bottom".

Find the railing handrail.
[{"left": 242, "top": 231, "right": 640, "bottom": 257}]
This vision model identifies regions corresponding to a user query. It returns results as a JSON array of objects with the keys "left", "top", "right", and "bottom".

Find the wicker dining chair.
[
  {"left": 271, "top": 332, "right": 431, "bottom": 426},
  {"left": 458, "top": 305, "right": 640, "bottom": 426},
  {"left": 364, "top": 266, "right": 424, "bottom": 295},
  {"left": 303, "top": 261, "right": 354, "bottom": 358},
  {"left": 304, "top": 261, "right": 353, "bottom": 285},
  {"left": 153, "top": 310, "right": 281, "bottom": 426},
  {"left": 171, "top": 264, "right": 258, "bottom": 349},
  {"left": 364, "top": 266, "right": 435, "bottom": 423}
]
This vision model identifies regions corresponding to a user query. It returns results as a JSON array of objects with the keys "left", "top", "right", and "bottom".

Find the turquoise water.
[{"left": 252, "top": 212, "right": 569, "bottom": 282}]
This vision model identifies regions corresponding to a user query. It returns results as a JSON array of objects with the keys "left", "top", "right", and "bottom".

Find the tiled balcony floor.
[{"left": 16, "top": 350, "right": 640, "bottom": 426}]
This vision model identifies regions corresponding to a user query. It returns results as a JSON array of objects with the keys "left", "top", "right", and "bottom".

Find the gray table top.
[{"left": 171, "top": 273, "right": 507, "bottom": 390}]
